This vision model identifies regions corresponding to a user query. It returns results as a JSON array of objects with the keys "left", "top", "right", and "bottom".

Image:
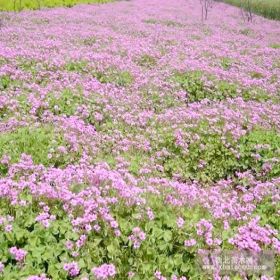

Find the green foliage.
[
  {"left": 241, "top": 87, "right": 273, "bottom": 102},
  {"left": 144, "top": 18, "right": 158, "bottom": 24},
  {"left": 221, "top": 0, "right": 280, "bottom": 20},
  {"left": 254, "top": 197, "right": 280, "bottom": 278},
  {"left": 173, "top": 71, "right": 238, "bottom": 102},
  {"left": 0, "top": 0, "right": 113, "bottom": 11},
  {"left": 0, "top": 126, "right": 77, "bottom": 173},
  {"left": 239, "top": 28, "right": 253, "bottom": 36},
  {"left": 238, "top": 128, "right": 280, "bottom": 178},
  {"left": 82, "top": 37, "right": 97, "bottom": 46},
  {"left": 154, "top": 125, "right": 280, "bottom": 183},
  {"left": 161, "top": 20, "right": 184, "bottom": 28},
  {"left": 137, "top": 54, "right": 157, "bottom": 69},
  {"left": 93, "top": 68, "right": 134, "bottom": 87},
  {"left": 164, "top": 134, "right": 238, "bottom": 183},
  {"left": 0, "top": 102, "right": 9, "bottom": 121},
  {"left": 174, "top": 70, "right": 273, "bottom": 103},
  {"left": 250, "top": 71, "right": 264, "bottom": 79},
  {"left": 173, "top": 71, "right": 205, "bottom": 102},
  {"left": 270, "top": 43, "right": 280, "bottom": 49},
  {"left": 220, "top": 57, "right": 233, "bottom": 70},
  {"left": 153, "top": 122, "right": 240, "bottom": 183},
  {"left": 0, "top": 57, "right": 7, "bottom": 67},
  {"left": 47, "top": 88, "right": 84, "bottom": 116},
  {"left": 144, "top": 18, "right": 184, "bottom": 28},
  {"left": 47, "top": 88, "right": 113, "bottom": 128},
  {"left": 105, "top": 196, "right": 209, "bottom": 279},
  {"left": 256, "top": 197, "right": 280, "bottom": 229},
  {"left": 0, "top": 190, "right": 212, "bottom": 279},
  {"left": 273, "top": 59, "right": 280, "bottom": 69},
  {"left": 0, "top": 75, "right": 11, "bottom": 90},
  {"left": 0, "top": 196, "right": 75, "bottom": 279},
  {"left": 65, "top": 60, "right": 88, "bottom": 73},
  {"left": 17, "top": 59, "right": 38, "bottom": 76},
  {"left": 140, "top": 88, "right": 183, "bottom": 113},
  {"left": 215, "top": 80, "right": 238, "bottom": 99}
]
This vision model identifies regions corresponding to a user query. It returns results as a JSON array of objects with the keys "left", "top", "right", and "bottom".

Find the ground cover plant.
[{"left": 0, "top": 0, "right": 279, "bottom": 279}]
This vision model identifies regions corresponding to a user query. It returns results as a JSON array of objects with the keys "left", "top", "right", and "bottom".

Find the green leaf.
[{"left": 163, "top": 230, "right": 172, "bottom": 242}]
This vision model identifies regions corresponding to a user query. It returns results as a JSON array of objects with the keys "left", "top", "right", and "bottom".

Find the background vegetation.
[
  {"left": 217, "top": 0, "right": 280, "bottom": 20},
  {"left": 1, "top": 0, "right": 280, "bottom": 20},
  {"left": 0, "top": 0, "right": 112, "bottom": 11}
]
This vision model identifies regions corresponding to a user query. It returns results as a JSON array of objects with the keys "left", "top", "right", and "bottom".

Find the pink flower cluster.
[
  {"left": 92, "top": 264, "right": 116, "bottom": 279},
  {"left": 229, "top": 216, "right": 280, "bottom": 253},
  {"left": 0, "top": 215, "right": 14, "bottom": 233},
  {"left": 171, "top": 276, "right": 187, "bottom": 280},
  {"left": 26, "top": 275, "right": 51, "bottom": 280},
  {"left": 176, "top": 217, "right": 185, "bottom": 228},
  {"left": 35, "top": 205, "right": 56, "bottom": 228},
  {"left": 184, "top": 238, "right": 197, "bottom": 247},
  {"left": 155, "top": 271, "right": 187, "bottom": 280},
  {"left": 196, "top": 219, "right": 221, "bottom": 246},
  {"left": 9, "top": 247, "right": 27, "bottom": 262},
  {"left": 154, "top": 271, "right": 167, "bottom": 280},
  {"left": 63, "top": 262, "right": 80, "bottom": 277},
  {"left": 128, "top": 227, "right": 146, "bottom": 249}
]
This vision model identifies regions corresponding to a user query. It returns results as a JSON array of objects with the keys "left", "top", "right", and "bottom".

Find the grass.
[
  {"left": 0, "top": 0, "right": 112, "bottom": 11},
  {"left": 220, "top": 0, "right": 280, "bottom": 20}
]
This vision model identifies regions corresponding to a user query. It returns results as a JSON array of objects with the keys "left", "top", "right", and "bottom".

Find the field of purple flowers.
[{"left": 0, "top": 0, "right": 280, "bottom": 279}]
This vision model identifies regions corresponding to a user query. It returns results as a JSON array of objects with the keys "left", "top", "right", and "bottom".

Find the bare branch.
[
  {"left": 200, "top": 0, "right": 214, "bottom": 21},
  {"left": 241, "top": 0, "right": 253, "bottom": 22}
]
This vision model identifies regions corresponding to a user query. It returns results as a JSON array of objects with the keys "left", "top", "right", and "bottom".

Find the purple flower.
[
  {"left": 184, "top": 239, "right": 197, "bottom": 247},
  {"left": 92, "top": 264, "right": 116, "bottom": 279},
  {"left": 128, "top": 227, "right": 146, "bottom": 249},
  {"left": 0, "top": 262, "right": 4, "bottom": 273},
  {"left": 63, "top": 262, "right": 80, "bottom": 277},
  {"left": 9, "top": 247, "right": 27, "bottom": 262},
  {"left": 176, "top": 217, "right": 185, "bottom": 228}
]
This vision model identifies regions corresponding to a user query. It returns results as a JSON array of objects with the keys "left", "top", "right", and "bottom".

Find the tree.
[
  {"left": 200, "top": 0, "right": 214, "bottom": 21},
  {"left": 241, "top": 0, "right": 253, "bottom": 22}
]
